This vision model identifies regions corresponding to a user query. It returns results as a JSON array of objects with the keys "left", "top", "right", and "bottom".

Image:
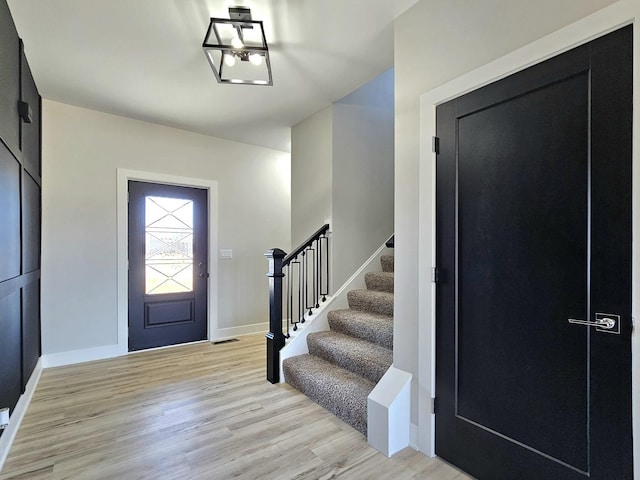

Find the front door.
[
  {"left": 128, "top": 181, "right": 209, "bottom": 351},
  {"left": 435, "top": 26, "right": 632, "bottom": 479}
]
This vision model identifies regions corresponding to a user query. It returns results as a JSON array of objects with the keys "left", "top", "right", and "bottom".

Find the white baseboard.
[
  {"left": 0, "top": 359, "right": 43, "bottom": 472},
  {"left": 211, "top": 322, "right": 268, "bottom": 342},
  {"left": 42, "top": 322, "right": 268, "bottom": 369},
  {"left": 42, "top": 344, "right": 123, "bottom": 368}
]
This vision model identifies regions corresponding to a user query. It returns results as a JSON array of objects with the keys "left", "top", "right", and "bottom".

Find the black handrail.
[
  {"left": 284, "top": 224, "right": 330, "bottom": 264},
  {"left": 265, "top": 224, "right": 330, "bottom": 384}
]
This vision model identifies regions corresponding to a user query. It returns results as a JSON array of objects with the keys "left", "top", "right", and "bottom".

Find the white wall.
[
  {"left": 291, "top": 106, "right": 333, "bottom": 247},
  {"left": 393, "top": 0, "right": 621, "bottom": 442},
  {"left": 332, "top": 69, "right": 394, "bottom": 289},
  {"left": 42, "top": 100, "right": 290, "bottom": 355},
  {"left": 290, "top": 70, "right": 394, "bottom": 292}
]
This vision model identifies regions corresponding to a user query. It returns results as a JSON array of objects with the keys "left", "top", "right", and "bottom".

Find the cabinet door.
[
  {"left": 20, "top": 46, "right": 40, "bottom": 179},
  {"left": 0, "top": 142, "right": 21, "bottom": 282},
  {"left": 22, "top": 280, "right": 41, "bottom": 389},
  {"left": 0, "top": 0, "right": 20, "bottom": 156},
  {"left": 0, "top": 291, "right": 22, "bottom": 418},
  {"left": 22, "top": 172, "right": 40, "bottom": 273}
]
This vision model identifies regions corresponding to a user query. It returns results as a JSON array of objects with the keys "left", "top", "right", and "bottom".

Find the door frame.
[
  {"left": 116, "top": 169, "right": 219, "bottom": 355},
  {"left": 417, "top": 1, "right": 640, "bottom": 475}
]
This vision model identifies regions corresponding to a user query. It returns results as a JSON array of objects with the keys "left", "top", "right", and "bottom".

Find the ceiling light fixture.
[{"left": 202, "top": 7, "right": 273, "bottom": 86}]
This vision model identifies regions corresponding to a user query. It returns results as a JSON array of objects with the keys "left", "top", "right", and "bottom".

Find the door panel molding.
[
  {"left": 116, "top": 169, "right": 218, "bottom": 355},
  {"left": 416, "top": 4, "right": 640, "bottom": 476}
]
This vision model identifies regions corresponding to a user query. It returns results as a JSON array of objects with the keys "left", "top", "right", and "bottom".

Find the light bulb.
[
  {"left": 224, "top": 53, "right": 236, "bottom": 67},
  {"left": 249, "top": 54, "right": 263, "bottom": 66},
  {"left": 231, "top": 37, "right": 243, "bottom": 49}
]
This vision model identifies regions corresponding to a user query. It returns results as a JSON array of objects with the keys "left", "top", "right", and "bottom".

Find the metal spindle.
[
  {"left": 284, "top": 264, "right": 290, "bottom": 338},
  {"left": 305, "top": 248, "right": 313, "bottom": 316},
  {"left": 291, "top": 258, "right": 300, "bottom": 331},
  {"left": 301, "top": 251, "right": 308, "bottom": 319},
  {"left": 298, "top": 258, "right": 304, "bottom": 324},
  {"left": 308, "top": 246, "right": 318, "bottom": 309},
  {"left": 320, "top": 235, "right": 329, "bottom": 301}
]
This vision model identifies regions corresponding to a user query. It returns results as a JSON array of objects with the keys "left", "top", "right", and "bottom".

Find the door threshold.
[{"left": 128, "top": 340, "right": 209, "bottom": 355}]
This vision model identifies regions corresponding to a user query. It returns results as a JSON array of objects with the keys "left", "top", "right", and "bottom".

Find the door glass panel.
[{"left": 145, "top": 196, "right": 194, "bottom": 294}]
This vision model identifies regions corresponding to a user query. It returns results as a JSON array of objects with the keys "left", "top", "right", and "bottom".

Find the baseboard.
[
  {"left": 211, "top": 322, "right": 268, "bottom": 342},
  {"left": 0, "top": 358, "right": 43, "bottom": 472},
  {"left": 42, "top": 322, "right": 268, "bottom": 369},
  {"left": 42, "top": 344, "right": 123, "bottom": 368}
]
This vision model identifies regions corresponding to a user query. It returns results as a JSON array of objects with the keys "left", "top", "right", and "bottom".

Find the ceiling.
[{"left": 7, "top": 0, "right": 417, "bottom": 152}]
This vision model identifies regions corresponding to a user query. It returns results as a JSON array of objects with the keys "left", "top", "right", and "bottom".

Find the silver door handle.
[{"left": 568, "top": 317, "right": 616, "bottom": 329}]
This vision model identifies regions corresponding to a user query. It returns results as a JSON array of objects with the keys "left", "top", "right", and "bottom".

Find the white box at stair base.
[{"left": 368, "top": 365, "right": 412, "bottom": 457}]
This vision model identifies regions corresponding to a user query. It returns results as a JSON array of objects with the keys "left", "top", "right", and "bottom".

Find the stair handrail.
[{"left": 265, "top": 223, "right": 330, "bottom": 383}]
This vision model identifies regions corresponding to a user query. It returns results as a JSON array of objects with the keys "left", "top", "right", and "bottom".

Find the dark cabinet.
[
  {"left": 0, "top": 0, "right": 41, "bottom": 425},
  {"left": 22, "top": 172, "right": 41, "bottom": 273},
  {"left": 22, "top": 280, "right": 41, "bottom": 388},
  {"left": 20, "top": 46, "right": 40, "bottom": 179},
  {"left": 0, "top": 292, "right": 22, "bottom": 413},
  {"left": 0, "top": 0, "right": 19, "bottom": 156},
  {"left": 0, "top": 143, "right": 21, "bottom": 281}
]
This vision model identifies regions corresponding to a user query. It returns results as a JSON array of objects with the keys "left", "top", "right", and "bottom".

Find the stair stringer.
[{"left": 279, "top": 241, "right": 393, "bottom": 382}]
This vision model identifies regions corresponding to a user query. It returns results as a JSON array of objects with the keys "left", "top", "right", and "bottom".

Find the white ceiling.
[{"left": 7, "top": 0, "right": 417, "bottom": 152}]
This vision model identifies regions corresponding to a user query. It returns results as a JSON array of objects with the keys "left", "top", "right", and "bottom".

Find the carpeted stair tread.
[
  {"left": 381, "top": 254, "right": 394, "bottom": 272},
  {"left": 283, "top": 354, "right": 374, "bottom": 435},
  {"left": 347, "top": 289, "right": 394, "bottom": 317},
  {"left": 307, "top": 331, "right": 392, "bottom": 383},
  {"left": 365, "top": 271, "right": 394, "bottom": 293},
  {"left": 328, "top": 309, "right": 393, "bottom": 349}
]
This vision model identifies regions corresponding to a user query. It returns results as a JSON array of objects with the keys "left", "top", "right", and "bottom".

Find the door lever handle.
[
  {"left": 568, "top": 317, "right": 616, "bottom": 329},
  {"left": 568, "top": 313, "right": 620, "bottom": 334}
]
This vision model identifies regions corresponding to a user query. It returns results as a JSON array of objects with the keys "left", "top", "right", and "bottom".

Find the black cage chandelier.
[{"left": 203, "top": 7, "right": 273, "bottom": 86}]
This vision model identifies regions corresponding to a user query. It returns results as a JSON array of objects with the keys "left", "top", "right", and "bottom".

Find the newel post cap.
[{"left": 265, "top": 248, "right": 287, "bottom": 259}]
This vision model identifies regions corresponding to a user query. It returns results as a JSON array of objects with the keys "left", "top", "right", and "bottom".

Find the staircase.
[{"left": 283, "top": 253, "right": 394, "bottom": 435}]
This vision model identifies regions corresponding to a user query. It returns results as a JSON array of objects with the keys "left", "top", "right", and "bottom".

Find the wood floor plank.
[{"left": 1, "top": 334, "right": 471, "bottom": 479}]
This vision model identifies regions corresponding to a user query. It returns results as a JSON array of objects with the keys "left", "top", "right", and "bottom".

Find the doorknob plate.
[{"left": 595, "top": 313, "right": 620, "bottom": 335}]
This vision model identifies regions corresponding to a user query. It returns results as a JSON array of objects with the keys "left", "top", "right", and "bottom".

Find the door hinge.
[
  {"left": 432, "top": 136, "right": 440, "bottom": 154},
  {"left": 431, "top": 397, "right": 437, "bottom": 415},
  {"left": 431, "top": 267, "right": 439, "bottom": 283}
]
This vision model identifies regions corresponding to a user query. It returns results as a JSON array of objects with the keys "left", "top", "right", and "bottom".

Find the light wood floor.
[{"left": 1, "top": 334, "right": 472, "bottom": 480}]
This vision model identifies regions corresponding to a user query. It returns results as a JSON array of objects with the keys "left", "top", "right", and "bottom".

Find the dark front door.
[
  {"left": 128, "top": 181, "right": 208, "bottom": 351},
  {"left": 435, "top": 26, "right": 632, "bottom": 479}
]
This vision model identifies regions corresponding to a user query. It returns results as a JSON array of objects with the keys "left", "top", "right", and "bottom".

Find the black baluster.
[
  {"left": 321, "top": 235, "right": 329, "bottom": 302},
  {"left": 312, "top": 244, "right": 319, "bottom": 308},
  {"left": 298, "top": 258, "right": 304, "bottom": 324},
  {"left": 284, "top": 264, "right": 290, "bottom": 339},
  {"left": 291, "top": 257, "right": 300, "bottom": 331}
]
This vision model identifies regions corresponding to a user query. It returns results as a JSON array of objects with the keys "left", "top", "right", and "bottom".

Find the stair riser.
[
  {"left": 364, "top": 272, "right": 394, "bottom": 293},
  {"left": 328, "top": 312, "right": 393, "bottom": 350},
  {"left": 307, "top": 333, "right": 392, "bottom": 384},
  {"left": 347, "top": 292, "right": 393, "bottom": 317},
  {"left": 380, "top": 255, "right": 394, "bottom": 273}
]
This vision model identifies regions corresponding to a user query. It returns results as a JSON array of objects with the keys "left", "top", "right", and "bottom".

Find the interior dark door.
[
  {"left": 128, "top": 181, "right": 208, "bottom": 351},
  {"left": 435, "top": 26, "right": 632, "bottom": 479}
]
